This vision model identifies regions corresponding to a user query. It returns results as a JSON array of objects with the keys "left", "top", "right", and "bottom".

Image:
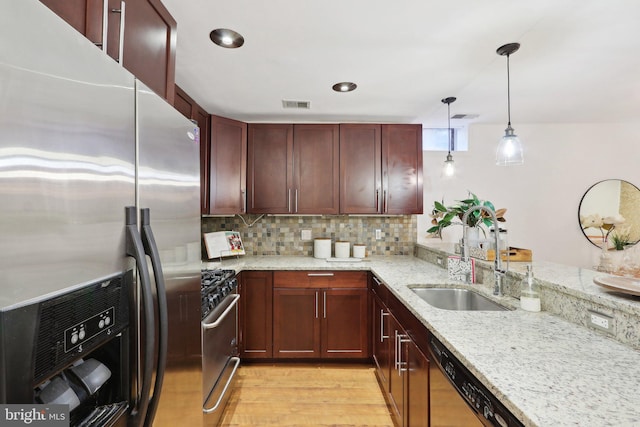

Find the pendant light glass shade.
[
  {"left": 441, "top": 97, "right": 457, "bottom": 178},
  {"left": 442, "top": 152, "right": 455, "bottom": 177},
  {"left": 496, "top": 124, "right": 523, "bottom": 165},
  {"left": 496, "top": 43, "right": 524, "bottom": 166}
]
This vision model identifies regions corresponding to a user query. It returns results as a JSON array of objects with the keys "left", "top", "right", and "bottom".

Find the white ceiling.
[{"left": 162, "top": 0, "right": 640, "bottom": 128}]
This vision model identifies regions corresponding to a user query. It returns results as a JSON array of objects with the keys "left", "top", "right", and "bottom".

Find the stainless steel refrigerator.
[{"left": 0, "top": 1, "right": 202, "bottom": 426}]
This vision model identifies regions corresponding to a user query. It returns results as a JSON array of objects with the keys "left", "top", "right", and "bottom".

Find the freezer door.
[
  {"left": 0, "top": 0, "right": 136, "bottom": 310},
  {"left": 135, "top": 81, "right": 202, "bottom": 426}
]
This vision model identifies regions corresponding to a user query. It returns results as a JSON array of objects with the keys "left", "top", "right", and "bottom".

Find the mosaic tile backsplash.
[{"left": 202, "top": 215, "right": 417, "bottom": 258}]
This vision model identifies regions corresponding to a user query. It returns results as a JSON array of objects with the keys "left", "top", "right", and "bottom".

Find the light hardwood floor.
[{"left": 219, "top": 363, "right": 395, "bottom": 427}]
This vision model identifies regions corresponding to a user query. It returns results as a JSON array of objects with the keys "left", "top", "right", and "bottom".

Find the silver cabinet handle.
[
  {"left": 307, "top": 273, "right": 334, "bottom": 277},
  {"left": 315, "top": 291, "right": 319, "bottom": 319},
  {"left": 203, "top": 357, "right": 240, "bottom": 413},
  {"left": 111, "top": 1, "right": 126, "bottom": 65},
  {"left": 398, "top": 335, "right": 411, "bottom": 373},
  {"left": 394, "top": 331, "right": 399, "bottom": 372},
  {"left": 383, "top": 189, "right": 388, "bottom": 213},
  {"left": 380, "top": 311, "right": 389, "bottom": 342},
  {"left": 100, "top": 0, "right": 108, "bottom": 51},
  {"left": 372, "top": 276, "right": 382, "bottom": 286},
  {"left": 295, "top": 189, "right": 298, "bottom": 213},
  {"left": 323, "top": 291, "right": 327, "bottom": 319},
  {"left": 201, "top": 295, "right": 240, "bottom": 330},
  {"left": 375, "top": 188, "right": 380, "bottom": 213},
  {"left": 241, "top": 189, "right": 246, "bottom": 213},
  {"left": 287, "top": 188, "right": 291, "bottom": 213}
]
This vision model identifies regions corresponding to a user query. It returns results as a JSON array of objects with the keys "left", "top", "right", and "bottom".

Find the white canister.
[
  {"left": 353, "top": 244, "right": 366, "bottom": 259},
  {"left": 334, "top": 241, "right": 350, "bottom": 259},
  {"left": 314, "top": 238, "right": 331, "bottom": 259}
]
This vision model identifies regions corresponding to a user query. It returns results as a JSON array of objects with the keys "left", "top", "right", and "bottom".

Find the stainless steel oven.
[{"left": 201, "top": 270, "right": 240, "bottom": 426}]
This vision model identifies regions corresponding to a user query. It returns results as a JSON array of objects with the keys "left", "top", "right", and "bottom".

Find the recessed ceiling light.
[
  {"left": 332, "top": 82, "right": 357, "bottom": 92},
  {"left": 210, "top": 28, "right": 244, "bottom": 48}
]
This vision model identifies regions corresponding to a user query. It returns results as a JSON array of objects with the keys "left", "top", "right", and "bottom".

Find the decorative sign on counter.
[{"left": 204, "top": 231, "right": 245, "bottom": 259}]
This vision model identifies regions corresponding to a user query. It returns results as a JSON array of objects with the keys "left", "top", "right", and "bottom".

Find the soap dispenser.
[{"left": 519, "top": 265, "right": 541, "bottom": 312}]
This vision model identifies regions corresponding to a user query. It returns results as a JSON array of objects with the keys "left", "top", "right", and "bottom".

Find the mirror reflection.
[{"left": 579, "top": 179, "right": 640, "bottom": 249}]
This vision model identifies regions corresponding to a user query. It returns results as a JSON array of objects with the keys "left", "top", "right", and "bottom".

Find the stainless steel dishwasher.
[{"left": 428, "top": 336, "right": 524, "bottom": 427}]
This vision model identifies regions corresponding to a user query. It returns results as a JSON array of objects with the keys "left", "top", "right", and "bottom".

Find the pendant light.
[
  {"left": 441, "top": 97, "right": 456, "bottom": 178},
  {"left": 496, "top": 42, "right": 524, "bottom": 166}
]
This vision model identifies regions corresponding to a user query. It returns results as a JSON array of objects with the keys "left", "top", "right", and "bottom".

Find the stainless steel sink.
[{"left": 411, "top": 287, "right": 509, "bottom": 311}]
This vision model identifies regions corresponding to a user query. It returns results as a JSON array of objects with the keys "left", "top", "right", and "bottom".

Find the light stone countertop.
[{"left": 203, "top": 255, "right": 640, "bottom": 427}]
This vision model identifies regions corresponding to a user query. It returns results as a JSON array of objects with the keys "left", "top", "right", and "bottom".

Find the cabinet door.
[
  {"left": 174, "top": 85, "right": 211, "bottom": 214},
  {"left": 247, "top": 124, "right": 293, "bottom": 214},
  {"left": 293, "top": 124, "right": 340, "bottom": 214},
  {"left": 321, "top": 288, "right": 369, "bottom": 358},
  {"left": 209, "top": 115, "right": 247, "bottom": 215},
  {"left": 388, "top": 314, "right": 406, "bottom": 425},
  {"left": 340, "top": 124, "right": 382, "bottom": 214},
  {"left": 122, "top": 0, "right": 177, "bottom": 103},
  {"left": 372, "top": 294, "right": 391, "bottom": 392},
  {"left": 407, "top": 340, "right": 429, "bottom": 427},
  {"left": 382, "top": 124, "right": 423, "bottom": 214},
  {"left": 39, "top": 0, "right": 103, "bottom": 45},
  {"left": 239, "top": 271, "right": 273, "bottom": 359},
  {"left": 273, "top": 288, "right": 320, "bottom": 358}
]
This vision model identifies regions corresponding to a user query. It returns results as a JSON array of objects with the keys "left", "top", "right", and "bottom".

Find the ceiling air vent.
[
  {"left": 282, "top": 100, "right": 311, "bottom": 109},
  {"left": 451, "top": 114, "right": 479, "bottom": 119}
]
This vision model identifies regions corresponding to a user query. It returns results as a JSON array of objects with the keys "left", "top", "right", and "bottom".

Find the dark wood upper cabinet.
[
  {"left": 122, "top": 0, "right": 176, "bottom": 103},
  {"left": 209, "top": 116, "right": 247, "bottom": 215},
  {"left": 40, "top": 0, "right": 177, "bottom": 103},
  {"left": 293, "top": 124, "right": 340, "bottom": 215},
  {"left": 247, "top": 124, "right": 339, "bottom": 214},
  {"left": 382, "top": 124, "right": 423, "bottom": 214},
  {"left": 174, "top": 86, "right": 210, "bottom": 214},
  {"left": 247, "top": 124, "right": 293, "bottom": 214},
  {"left": 340, "top": 124, "right": 382, "bottom": 214},
  {"left": 341, "top": 123, "right": 422, "bottom": 215},
  {"left": 39, "top": 0, "right": 103, "bottom": 44}
]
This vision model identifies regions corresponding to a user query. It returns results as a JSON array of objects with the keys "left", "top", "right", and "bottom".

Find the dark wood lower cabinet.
[
  {"left": 322, "top": 288, "right": 369, "bottom": 358},
  {"left": 406, "top": 340, "right": 429, "bottom": 427},
  {"left": 372, "top": 274, "right": 430, "bottom": 427},
  {"left": 272, "top": 287, "right": 369, "bottom": 359},
  {"left": 273, "top": 288, "right": 321, "bottom": 358},
  {"left": 239, "top": 271, "right": 273, "bottom": 359}
]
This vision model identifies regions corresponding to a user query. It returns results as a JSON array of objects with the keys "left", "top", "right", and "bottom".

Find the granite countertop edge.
[{"left": 203, "top": 255, "right": 640, "bottom": 427}]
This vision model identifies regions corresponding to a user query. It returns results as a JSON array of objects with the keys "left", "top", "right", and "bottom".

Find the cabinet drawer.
[{"left": 274, "top": 271, "right": 367, "bottom": 288}]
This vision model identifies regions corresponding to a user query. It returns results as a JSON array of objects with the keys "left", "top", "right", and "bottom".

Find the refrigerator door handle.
[
  {"left": 140, "top": 208, "right": 168, "bottom": 427},
  {"left": 124, "top": 206, "right": 154, "bottom": 426}
]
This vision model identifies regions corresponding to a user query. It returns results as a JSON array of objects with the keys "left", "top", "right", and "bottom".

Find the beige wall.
[{"left": 418, "top": 123, "right": 640, "bottom": 268}]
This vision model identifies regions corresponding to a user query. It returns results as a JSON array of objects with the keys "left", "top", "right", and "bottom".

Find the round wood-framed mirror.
[{"left": 578, "top": 179, "right": 640, "bottom": 248}]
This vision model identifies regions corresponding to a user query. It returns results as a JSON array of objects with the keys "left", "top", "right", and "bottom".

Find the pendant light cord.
[
  {"left": 506, "top": 54, "right": 512, "bottom": 126},
  {"left": 447, "top": 102, "right": 452, "bottom": 154}
]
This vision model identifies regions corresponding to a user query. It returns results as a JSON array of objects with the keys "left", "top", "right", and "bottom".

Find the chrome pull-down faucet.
[{"left": 461, "top": 205, "right": 506, "bottom": 296}]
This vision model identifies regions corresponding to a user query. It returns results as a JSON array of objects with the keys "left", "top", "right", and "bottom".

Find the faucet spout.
[{"left": 461, "top": 205, "right": 505, "bottom": 295}]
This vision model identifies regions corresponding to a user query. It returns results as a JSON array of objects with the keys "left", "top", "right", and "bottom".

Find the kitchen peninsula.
[{"left": 205, "top": 244, "right": 640, "bottom": 427}]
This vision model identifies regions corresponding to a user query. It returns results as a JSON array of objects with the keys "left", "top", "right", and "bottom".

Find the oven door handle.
[
  {"left": 140, "top": 208, "right": 168, "bottom": 427},
  {"left": 202, "top": 294, "right": 240, "bottom": 329},
  {"left": 124, "top": 206, "right": 153, "bottom": 426},
  {"left": 203, "top": 357, "right": 241, "bottom": 414}
]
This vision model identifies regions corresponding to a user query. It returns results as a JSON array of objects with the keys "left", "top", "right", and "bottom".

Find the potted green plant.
[{"left": 427, "top": 192, "right": 506, "bottom": 239}]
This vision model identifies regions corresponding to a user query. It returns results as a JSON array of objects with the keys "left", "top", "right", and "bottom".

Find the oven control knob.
[
  {"left": 78, "top": 329, "right": 86, "bottom": 340},
  {"left": 99, "top": 319, "right": 105, "bottom": 329},
  {"left": 104, "top": 316, "right": 111, "bottom": 326},
  {"left": 71, "top": 333, "right": 79, "bottom": 344}
]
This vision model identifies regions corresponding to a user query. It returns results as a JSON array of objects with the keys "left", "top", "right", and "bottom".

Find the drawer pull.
[{"left": 307, "top": 273, "right": 334, "bottom": 277}]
